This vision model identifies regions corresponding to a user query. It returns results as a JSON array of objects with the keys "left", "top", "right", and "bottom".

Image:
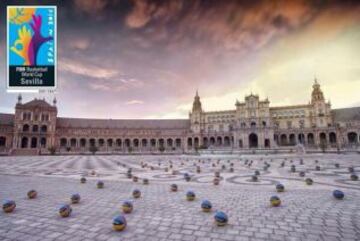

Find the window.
[
  {"left": 287, "top": 121, "right": 292, "bottom": 129},
  {"left": 299, "top": 120, "right": 304, "bottom": 128},
  {"left": 22, "top": 112, "right": 31, "bottom": 120}
]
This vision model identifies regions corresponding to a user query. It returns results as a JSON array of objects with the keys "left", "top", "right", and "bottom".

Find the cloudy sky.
[{"left": 1, "top": 0, "right": 360, "bottom": 119}]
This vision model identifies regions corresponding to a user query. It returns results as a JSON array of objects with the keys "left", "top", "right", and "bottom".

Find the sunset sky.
[{"left": 1, "top": 0, "right": 360, "bottom": 119}]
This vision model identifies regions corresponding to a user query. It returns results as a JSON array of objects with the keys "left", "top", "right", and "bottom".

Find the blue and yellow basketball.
[
  {"left": 132, "top": 189, "right": 141, "bottom": 198},
  {"left": 184, "top": 173, "right": 191, "bottom": 182},
  {"left": 59, "top": 204, "right": 72, "bottom": 217},
  {"left": 350, "top": 174, "right": 358, "bottom": 181},
  {"left": 143, "top": 178, "right": 149, "bottom": 185},
  {"left": 27, "top": 190, "right": 37, "bottom": 199},
  {"left": 80, "top": 177, "right": 86, "bottom": 183},
  {"left": 333, "top": 190, "right": 344, "bottom": 200},
  {"left": 113, "top": 215, "right": 127, "bottom": 231},
  {"left": 251, "top": 175, "right": 258, "bottom": 182},
  {"left": 71, "top": 193, "right": 81, "bottom": 204},
  {"left": 171, "top": 184, "right": 178, "bottom": 192},
  {"left": 97, "top": 181, "right": 104, "bottom": 189},
  {"left": 276, "top": 184, "right": 285, "bottom": 192},
  {"left": 270, "top": 196, "right": 281, "bottom": 207},
  {"left": 201, "top": 200, "right": 212, "bottom": 212},
  {"left": 214, "top": 211, "right": 228, "bottom": 226},
  {"left": 122, "top": 200, "right": 133, "bottom": 213},
  {"left": 186, "top": 191, "right": 196, "bottom": 201},
  {"left": 305, "top": 178, "right": 313, "bottom": 185},
  {"left": 2, "top": 200, "right": 16, "bottom": 213}
]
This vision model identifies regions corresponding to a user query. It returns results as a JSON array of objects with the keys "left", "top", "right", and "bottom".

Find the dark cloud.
[{"left": 0, "top": 0, "right": 359, "bottom": 118}]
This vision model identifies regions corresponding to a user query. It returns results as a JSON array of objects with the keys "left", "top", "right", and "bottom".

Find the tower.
[
  {"left": 310, "top": 78, "right": 331, "bottom": 128},
  {"left": 311, "top": 78, "right": 325, "bottom": 104},
  {"left": 190, "top": 90, "right": 203, "bottom": 133},
  {"left": 192, "top": 90, "right": 202, "bottom": 112}
]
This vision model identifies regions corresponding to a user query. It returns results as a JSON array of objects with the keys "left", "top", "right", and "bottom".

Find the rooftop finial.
[{"left": 17, "top": 94, "right": 22, "bottom": 104}]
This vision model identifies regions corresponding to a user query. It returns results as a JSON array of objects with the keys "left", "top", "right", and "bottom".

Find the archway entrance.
[
  {"left": 21, "top": 137, "right": 28, "bottom": 148},
  {"left": 31, "top": 137, "right": 37, "bottom": 148},
  {"left": 249, "top": 133, "right": 258, "bottom": 148}
]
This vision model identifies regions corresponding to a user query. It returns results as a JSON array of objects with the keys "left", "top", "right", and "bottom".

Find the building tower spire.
[
  {"left": 17, "top": 94, "right": 22, "bottom": 104},
  {"left": 192, "top": 90, "right": 202, "bottom": 112},
  {"left": 311, "top": 77, "right": 324, "bottom": 103}
]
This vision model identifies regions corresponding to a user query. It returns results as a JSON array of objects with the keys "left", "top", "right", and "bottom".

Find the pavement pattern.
[{"left": 0, "top": 153, "right": 360, "bottom": 241}]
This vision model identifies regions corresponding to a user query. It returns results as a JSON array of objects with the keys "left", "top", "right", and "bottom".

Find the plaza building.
[{"left": 0, "top": 80, "right": 359, "bottom": 155}]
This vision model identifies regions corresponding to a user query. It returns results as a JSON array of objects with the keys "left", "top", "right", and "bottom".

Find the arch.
[
  {"left": 194, "top": 137, "right": 199, "bottom": 148},
  {"left": 238, "top": 139, "right": 243, "bottom": 148},
  {"left": 116, "top": 139, "right": 122, "bottom": 147},
  {"left": 80, "top": 138, "right": 86, "bottom": 147},
  {"left": 167, "top": 138, "right": 173, "bottom": 147},
  {"left": 23, "top": 124, "right": 29, "bottom": 132},
  {"left": 264, "top": 139, "right": 270, "bottom": 148},
  {"left": 329, "top": 132, "right": 337, "bottom": 144},
  {"left": 175, "top": 138, "right": 181, "bottom": 148},
  {"left": 289, "top": 134, "right": 296, "bottom": 145},
  {"left": 280, "top": 134, "right": 287, "bottom": 146},
  {"left": 158, "top": 138, "right": 165, "bottom": 147},
  {"left": 319, "top": 132, "right": 327, "bottom": 145},
  {"left": 40, "top": 125, "right": 47, "bottom": 133},
  {"left": 224, "top": 136, "right": 230, "bottom": 146},
  {"left": 124, "top": 139, "right": 131, "bottom": 147},
  {"left": 40, "top": 137, "right": 46, "bottom": 148},
  {"left": 187, "top": 137, "right": 193, "bottom": 147},
  {"left": 70, "top": 138, "right": 77, "bottom": 147},
  {"left": 209, "top": 137, "right": 215, "bottom": 146},
  {"left": 216, "top": 136, "right": 222, "bottom": 146},
  {"left": 141, "top": 139, "right": 148, "bottom": 147},
  {"left": 203, "top": 137, "right": 208, "bottom": 147},
  {"left": 150, "top": 139, "right": 156, "bottom": 147},
  {"left": 249, "top": 133, "right": 258, "bottom": 148},
  {"left": 98, "top": 139, "right": 105, "bottom": 147},
  {"left": 60, "top": 138, "right": 67, "bottom": 147},
  {"left": 0, "top": 137, "right": 6, "bottom": 147},
  {"left": 32, "top": 125, "right": 38, "bottom": 132},
  {"left": 89, "top": 138, "right": 96, "bottom": 147},
  {"left": 133, "top": 139, "right": 139, "bottom": 147},
  {"left": 21, "top": 137, "right": 28, "bottom": 148},
  {"left": 307, "top": 133, "right": 314, "bottom": 145},
  {"left": 31, "top": 137, "right": 37, "bottom": 148},
  {"left": 107, "top": 139, "right": 113, "bottom": 147},
  {"left": 348, "top": 132, "right": 358, "bottom": 144},
  {"left": 262, "top": 121, "right": 267, "bottom": 127}
]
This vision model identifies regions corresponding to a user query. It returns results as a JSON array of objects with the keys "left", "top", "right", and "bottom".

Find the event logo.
[{"left": 7, "top": 6, "right": 57, "bottom": 91}]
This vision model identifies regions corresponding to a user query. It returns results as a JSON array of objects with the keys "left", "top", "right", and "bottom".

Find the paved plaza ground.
[{"left": 0, "top": 153, "right": 360, "bottom": 241}]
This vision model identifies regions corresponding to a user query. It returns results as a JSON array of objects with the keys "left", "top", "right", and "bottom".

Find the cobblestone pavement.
[{"left": 1, "top": 153, "right": 360, "bottom": 241}]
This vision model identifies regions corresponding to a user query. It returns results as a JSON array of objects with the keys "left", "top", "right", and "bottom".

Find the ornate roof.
[
  {"left": 332, "top": 107, "right": 360, "bottom": 122},
  {"left": 57, "top": 117, "right": 190, "bottom": 129},
  {"left": 16, "top": 99, "right": 57, "bottom": 111}
]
